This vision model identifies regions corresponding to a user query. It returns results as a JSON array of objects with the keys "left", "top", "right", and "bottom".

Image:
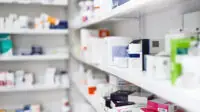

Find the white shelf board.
[
  {"left": 0, "top": 29, "right": 68, "bottom": 35},
  {"left": 0, "top": 54, "right": 69, "bottom": 61},
  {"left": 72, "top": 53, "right": 200, "bottom": 112},
  {"left": 0, "top": 0, "right": 68, "bottom": 6},
  {"left": 72, "top": 75, "right": 103, "bottom": 112},
  {"left": 73, "top": 0, "right": 187, "bottom": 29},
  {"left": 0, "top": 84, "right": 68, "bottom": 92}
]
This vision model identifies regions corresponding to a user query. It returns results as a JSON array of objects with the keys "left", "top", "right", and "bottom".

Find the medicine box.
[
  {"left": 145, "top": 55, "right": 170, "bottom": 80},
  {"left": 103, "top": 37, "right": 132, "bottom": 67},
  {"left": 103, "top": 104, "right": 140, "bottom": 112}
]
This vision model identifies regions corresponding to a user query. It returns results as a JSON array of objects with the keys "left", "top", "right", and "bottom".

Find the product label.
[
  {"left": 112, "top": 46, "right": 128, "bottom": 58},
  {"left": 116, "top": 107, "right": 133, "bottom": 112}
]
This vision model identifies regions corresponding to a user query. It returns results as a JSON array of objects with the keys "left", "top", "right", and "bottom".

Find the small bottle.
[
  {"left": 0, "top": 72, "right": 6, "bottom": 87},
  {"left": 15, "top": 70, "right": 25, "bottom": 86},
  {"left": 61, "top": 97, "right": 70, "bottom": 112},
  {"left": 6, "top": 72, "right": 14, "bottom": 87},
  {"left": 99, "top": 28, "right": 110, "bottom": 38},
  {"left": 60, "top": 71, "right": 69, "bottom": 86},
  {"left": 0, "top": 17, "right": 4, "bottom": 30},
  {"left": 24, "top": 73, "right": 34, "bottom": 86},
  {"left": 40, "top": 13, "right": 59, "bottom": 25},
  {"left": 54, "top": 74, "right": 61, "bottom": 85}
]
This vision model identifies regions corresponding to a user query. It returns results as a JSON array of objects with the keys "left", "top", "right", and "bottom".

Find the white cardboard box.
[{"left": 103, "top": 37, "right": 132, "bottom": 67}]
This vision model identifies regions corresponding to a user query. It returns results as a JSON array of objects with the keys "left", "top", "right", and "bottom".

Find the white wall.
[
  {"left": 110, "top": 0, "right": 200, "bottom": 39},
  {"left": 110, "top": 20, "right": 140, "bottom": 38},
  {"left": 144, "top": 8, "right": 182, "bottom": 39}
]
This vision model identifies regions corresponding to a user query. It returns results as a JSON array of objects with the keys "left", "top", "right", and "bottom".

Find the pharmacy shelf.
[
  {"left": 0, "top": 29, "right": 68, "bottom": 35},
  {"left": 0, "top": 0, "right": 68, "bottom": 6},
  {"left": 72, "top": 75, "right": 103, "bottom": 112},
  {"left": 0, "top": 54, "right": 69, "bottom": 61},
  {"left": 73, "top": 0, "right": 187, "bottom": 29},
  {"left": 72, "top": 52, "right": 200, "bottom": 112},
  {"left": 0, "top": 84, "right": 69, "bottom": 92}
]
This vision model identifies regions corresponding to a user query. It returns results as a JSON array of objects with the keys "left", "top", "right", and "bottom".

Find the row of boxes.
[
  {"left": 0, "top": 13, "right": 68, "bottom": 30},
  {"left": 100, "top": 90, "right": 184, "bottom": 112},
  {"left": 78, "top": 0, "right": 130, "bottom": 23},
  {"left": 80, "top": 29, "right": 164, "bottom": 71}
]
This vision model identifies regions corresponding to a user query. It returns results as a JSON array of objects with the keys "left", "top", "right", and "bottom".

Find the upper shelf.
[
  {"left": 72, "top": 52, "right": 200, "bottom": 112},
  {"left": 73, "top": 0, "right": 189, "bottom": 29},
  {"left": 0, "top": 29, "right": 68, "bottom": 35},
  {"left": 0, "top": 0, "right": 68, "bottom": 6}
]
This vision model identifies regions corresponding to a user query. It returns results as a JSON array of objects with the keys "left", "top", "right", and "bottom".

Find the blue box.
[{"left": 50, "top": 20, "right": 68, "bottom": 29}]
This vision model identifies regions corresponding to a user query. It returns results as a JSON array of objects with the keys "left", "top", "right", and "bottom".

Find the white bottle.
[
  {"left": 5, "top": 17, "right": 13, "bottom": 30},
  {"left": 44, "top": 67, "right": 56, "bottom": 85},
  {"left": 54, "top": 74, "right": 61, "bottom": 85},
  {"left": 85, "top": 0, "right": 94, "bottom": 21},
  {"left": 0, "top": 72, "right": 6, "bottom": 87},
  {"left": 24, "top": 73, "right": 34, "bottom": 86},
  {"left": 128, "top": 43, "right": 143, "bottom": 71},
  {"left": 61, "top": 97, "right": 70, "bottom": 112},
  {"left": 93, "top": 0, "right": 100, "bottom": 17},
  {"left": 60, "top": 71, "right": 69, "bottom": 87},
  {"left": 0, "top": 17, "right": 4, "bottom": 30},
  {"left": 6, "top": 72, "right": 14, "bottom": 87},
  {"left": 18, "top": 16, "right": 29, "bottom": 29},
  {"left": 15, "top": 70, "right": 25, "bottom": 86}
]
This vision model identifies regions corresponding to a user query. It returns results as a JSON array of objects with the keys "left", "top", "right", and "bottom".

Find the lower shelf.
[
  {"left": 0, "top": 84, "right": 69, "bottom": 92},
  {"left": 72, "top": 75, "right": 103, "bottom": 112}
]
